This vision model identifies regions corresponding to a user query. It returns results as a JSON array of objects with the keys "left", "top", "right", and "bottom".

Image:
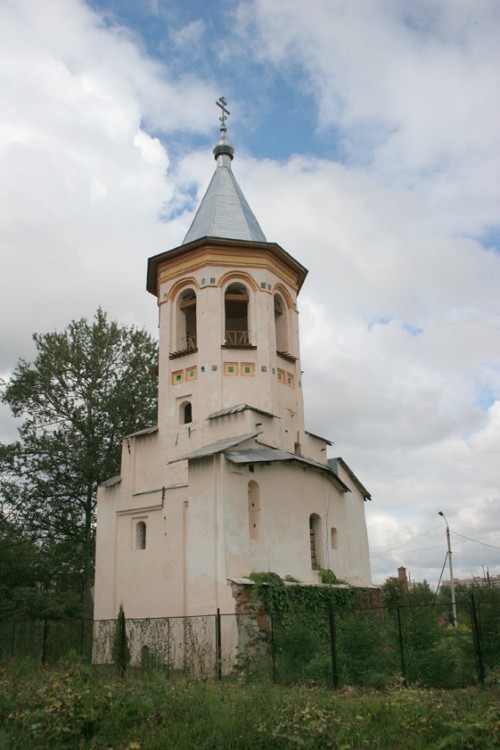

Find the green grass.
[{"left": 0, "top": 659, "right": 499, "bottom": 749}]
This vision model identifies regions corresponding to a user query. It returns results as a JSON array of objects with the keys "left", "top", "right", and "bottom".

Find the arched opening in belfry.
[
  {"left": 309, "top": 514, "right": 323, "bottom": 570},
  {"left": 274, "top": 293, "right": 289, "bottom": 352},
  {"left": 248, "top": 480, "right": 260, "bottom": 539},
  {"left": 176, "top": 288, "right": 197, "bottom": 351},
  {"left": 224, "top": 283, "right": 249, "bottom": 346}
]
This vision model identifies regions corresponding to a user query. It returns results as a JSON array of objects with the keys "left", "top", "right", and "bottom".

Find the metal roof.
[
  {"left": 99, "top": 475, "right": 121, "bottom": 488},
  {"left": 225, "top": 447, "right": 292, "bottom": 463},
  {"left": 207, "top": 403, "right": 276, "bottom": 420},
  {"left": 305, "top": 430, "right": 333, "bottom": 446},
  {"left": 123, "top": 425, "right": 158, "bottom": 439},
  {"left": 182, "top": 134, "right": 267, "bottom": 245},
  {"left": 169, "top": 431, "right": 261, "bottom": 463},
  {"left": 225, "top": 446, "right": 350, "bottom": 492},
  {"left": 328, "top": 457, "right": 371, "bottom": 500}
]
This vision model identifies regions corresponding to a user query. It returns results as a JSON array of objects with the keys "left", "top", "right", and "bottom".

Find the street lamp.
[{"left": 439, "top": 511, "right": 457, "bottom": 626}]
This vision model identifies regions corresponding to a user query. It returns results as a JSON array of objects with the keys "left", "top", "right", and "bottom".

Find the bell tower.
[{"left": 147, "top": 98, "right": 309, "bottom": 461}]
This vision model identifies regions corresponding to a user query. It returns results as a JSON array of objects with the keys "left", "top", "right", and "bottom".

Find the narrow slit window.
[
  {"left": 331, "top": 527, "right": 338, "bottom": 550},
  {"left": 248, "top": 480, "right": 260, "bottom": 540},
  {"left": 309, "top": 514, "right": 323, "bottom": 570},
  {"left": 136, "top": 521, "right": 147, "bottom": 550}
]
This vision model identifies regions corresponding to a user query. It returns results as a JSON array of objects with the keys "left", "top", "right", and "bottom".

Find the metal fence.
[{"left": 0, "top": 595, "right": 498, "bottom": 689}]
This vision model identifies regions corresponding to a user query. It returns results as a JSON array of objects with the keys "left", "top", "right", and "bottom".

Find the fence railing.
[
  {"left": 0, "top": 595, "right": 498, "bottom": 689},
  {"left": 224, "top": 330, "right": 249, "bottom": 346}
]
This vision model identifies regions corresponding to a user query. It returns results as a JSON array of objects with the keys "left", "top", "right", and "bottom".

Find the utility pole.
[{"left": 439, "top": 511, "right": 458, "bottom": 626}]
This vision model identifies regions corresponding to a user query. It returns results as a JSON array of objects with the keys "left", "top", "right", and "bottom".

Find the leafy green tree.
[
  {"left": 112, "top": 604, "right": 130, "bottom": 676},
  {"left": 0, "top": 309, "right": 158, "bottom": 617}
]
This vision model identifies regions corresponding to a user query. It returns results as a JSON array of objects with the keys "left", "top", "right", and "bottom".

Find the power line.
[
  {"left": 371, "top": 526, "right": 500, "bottom": 559},
  {"left": 372, "top": 535, "right": 477, "bottom": 559},
  {"left": 451, "top": 530, "right": 500, "bottom": 551},
  {"left": 370, "top": 525, "right": 441, "bottom": 557}
]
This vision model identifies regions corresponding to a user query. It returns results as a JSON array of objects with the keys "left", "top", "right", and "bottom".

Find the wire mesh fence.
[{"left": 0, "top": 595, "right": 498, "bottom": 689}]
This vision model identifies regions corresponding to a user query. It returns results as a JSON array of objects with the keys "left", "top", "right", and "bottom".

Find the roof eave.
[
  {"left": 147, "top": 236, "right": 308, "bottom": 297},
  {"left": 330, "top": 457, "right": 372, "bottom": 501}
]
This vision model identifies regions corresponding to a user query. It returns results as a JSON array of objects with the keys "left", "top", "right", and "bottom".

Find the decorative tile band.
[
  {"left": 171, "top": 369, "right": 184, "bottom": 385},
  {"left": 172, "top": 362, "right": 294, "bottom": 386},
  {"left": 172, "top": 366, "right": 197, "bottom": 385}
]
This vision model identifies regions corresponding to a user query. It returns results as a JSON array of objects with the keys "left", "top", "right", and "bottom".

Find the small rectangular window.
[{"left": 331, "top": 527, "right": 338, "bottom": 550}]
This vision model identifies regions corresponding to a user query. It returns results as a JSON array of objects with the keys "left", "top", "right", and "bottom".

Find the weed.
[{"left": 0, "top": 661, "right": 499, "bottom": 749}]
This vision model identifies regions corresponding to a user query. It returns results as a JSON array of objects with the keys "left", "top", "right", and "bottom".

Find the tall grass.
[{"left": 0, "top": 658, "right": 498, "bottom": 749}]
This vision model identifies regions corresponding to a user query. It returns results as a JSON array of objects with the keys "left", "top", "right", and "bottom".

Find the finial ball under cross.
[{"left": 216, "top": 96, "right": 230, "bottom": 132}]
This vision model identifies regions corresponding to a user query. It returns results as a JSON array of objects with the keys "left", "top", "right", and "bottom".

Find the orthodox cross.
[{"left": 216, "top": 96, "right": 230, "bottom": 132}]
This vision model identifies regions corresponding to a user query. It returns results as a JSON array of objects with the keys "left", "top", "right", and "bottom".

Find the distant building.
[
  {"left": 93, "top": 104, "right": 373, "bottom": 623},
  {"left": 440, "top": 573, "right": 500, "bottom": 590}
]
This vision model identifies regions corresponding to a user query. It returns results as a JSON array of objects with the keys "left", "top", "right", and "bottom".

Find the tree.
[
  {"left": 0, "top": 309, "right": 158, "bottom": 617},
  {"left": 112, "top": 604, "right": 130, "bottom": 677}
]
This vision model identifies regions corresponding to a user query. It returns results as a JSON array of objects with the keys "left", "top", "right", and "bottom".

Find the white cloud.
[
  {"left": 0, "top": 0, "right": 219, "bottom": 390},
  {"left": 236, "top": 0, "right": 500, "bottom": 233},
  {"left": 169, "top": 19, "right": 206, "bottom": 49}
]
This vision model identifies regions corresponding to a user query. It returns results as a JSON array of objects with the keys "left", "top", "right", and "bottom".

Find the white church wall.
[{"left": 219, "top": 457, "right": 371, "bottom": 586}]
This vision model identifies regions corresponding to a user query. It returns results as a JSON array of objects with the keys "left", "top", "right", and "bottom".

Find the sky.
[{"left": 1, "top": 0, "right": 499, "bottom": 588}]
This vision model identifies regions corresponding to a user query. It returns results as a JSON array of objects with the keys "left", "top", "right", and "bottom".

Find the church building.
[{"left": 93, "top": 100, "right": 372, "bottom": 623}]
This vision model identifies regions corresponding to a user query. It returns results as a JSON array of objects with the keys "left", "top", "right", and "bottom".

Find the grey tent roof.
[
  {"left": 225, "top": 447, "right": 350, "bottom": 493},
  {"left": 206, "top": 403, "right": 276, "bottom": 420},
  {"left": 182, "top": 136, "right": 267, "bottom": 245},
  {"left": 169, "top": 431, "right": 261, "bottom": 463}
]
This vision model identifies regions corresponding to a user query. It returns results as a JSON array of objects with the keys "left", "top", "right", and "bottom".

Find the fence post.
[
  {"left": 41, "top": 619, "right": 49, "bottom": 665},
  {"left": 79, "top": 619, "right": 85, "bottom": 660},
  {"left": 270, "top": 612, "right": 277, "bottom": 683},
  {"left": 327, "top": 602, "right": 339, "bottom": 690},
  {"left": 470, "top": 593, "right": 485, "bottom": 686},
  {"left": 396, "top": 606, "right": 407, "bottom": 685},
  {"left": 166, "top": 618, "right": 171, "bottom": 677},
  {"left": 215, "top": 608, "right": 222, "bottom": 680}
]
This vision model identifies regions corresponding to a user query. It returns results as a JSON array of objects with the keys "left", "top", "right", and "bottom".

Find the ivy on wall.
[{"left": 248, "top": 571, "right": 359, "bottom": 612}]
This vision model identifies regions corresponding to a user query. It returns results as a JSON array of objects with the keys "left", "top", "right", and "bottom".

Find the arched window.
[
  {"left": 274, "top": 293, "right": 289, "bottom": 352},
  {"left": 178, "top": 400, "right": 193, "bottom": 424},
  {"left": 248, "top": 480, "right": 260, "bottom": 540},
  {"left": 136, "top": 521, "right": 146, "bottom": 550},
  {"left": 309, "top": 514, "right": 323, "bottom": 570},
  {"left": 176, "top": 289, "right": 197, "bottom": 351},
  {"left": 225, "top": 283, "right": 249, "bottom": 346}
]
